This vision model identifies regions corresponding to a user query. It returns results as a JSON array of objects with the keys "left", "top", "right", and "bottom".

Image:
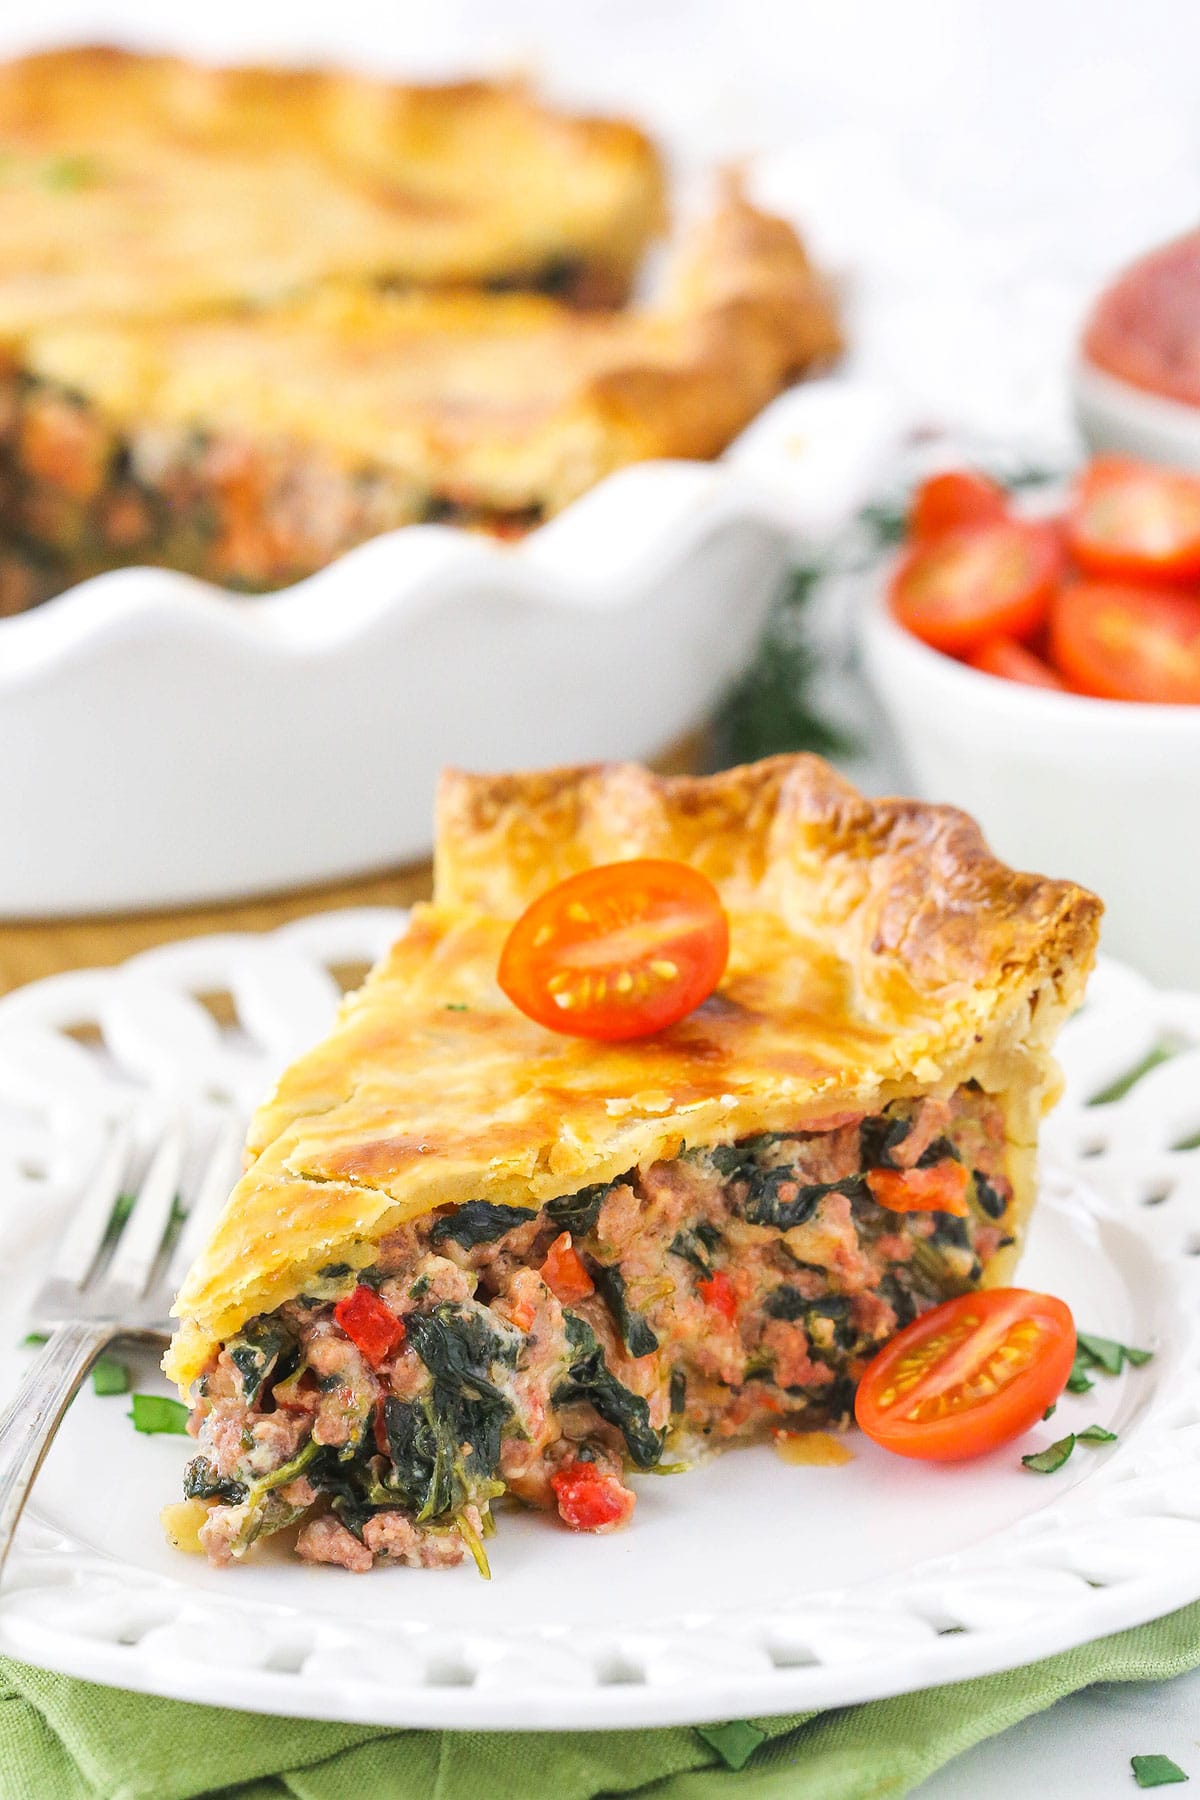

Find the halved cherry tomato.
[
  {"left": 967, "top": 636, "right": 1067, "bottom": 690},
  {"left": 333, "top": 1285, "right": 406, "bottom": 1367},
  {"left": 498, "top": 859, "right": 729, "bottom": 1041},
  {"left": 909, "top": 470, "right": 1008, "bottom": 541},
  {"left": 1066, "top": 456, "right": 1200, "bottom": 583},
  {"left": 855, "top": 1287, "right": 1076, "bottom": 1462},
  {"left": 888, "top": 520, "right": 1062, "bottom": 654},
  {"left": 697, "top": 1269, "right": 738, "bottom": 1321},
  {"left": 551, "top": 1461, "right": 636, "bottom": 1532},
  {"left": 865, "top": 1162, "right": 970, "bottom": 1217},
  {"left": 1050, "top": 581, "right": 1200, "bottom": 704},
  {"left": 540, "top": 1231, "right": 595, "bottom": 1304}
]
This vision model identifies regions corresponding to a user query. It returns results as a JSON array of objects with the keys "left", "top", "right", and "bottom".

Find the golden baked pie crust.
[
  {"left": 16, "top": 187, "right": 840, "bottom": 520},
  {"left": 0, "top": 46, "right": 666, "bottom": 331},
  {"left": 166, "top": 755, "right": 1101, "bottom": 1390}
]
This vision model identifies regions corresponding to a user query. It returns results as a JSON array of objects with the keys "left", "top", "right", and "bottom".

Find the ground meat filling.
[
  {"left": 0, "top": 375, "right": 546, "bottom": 607},
  {"left": 184, "top": 1087, "right": 1014, "bottom": 1571}
]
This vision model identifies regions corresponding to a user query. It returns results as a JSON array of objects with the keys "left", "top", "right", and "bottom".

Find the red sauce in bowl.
[{"left": 1084, "top": 230, "right": 1200, "bottom": 409}]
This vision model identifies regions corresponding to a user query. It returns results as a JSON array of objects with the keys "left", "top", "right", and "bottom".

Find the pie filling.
[
  {"left": 0, "top": 377, "right": 544, "bottom": 605},
  {"left": 180, "top": 1085, "right": 1013, "bottom": 1573}
]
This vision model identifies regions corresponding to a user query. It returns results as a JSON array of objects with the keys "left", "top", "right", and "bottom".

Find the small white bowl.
[
  {"left": 859, "top": 579, "right": 1200, "bottom": 989},
  {"left": 1073, "top": 356, "right": 1200, "bottom": 472}
]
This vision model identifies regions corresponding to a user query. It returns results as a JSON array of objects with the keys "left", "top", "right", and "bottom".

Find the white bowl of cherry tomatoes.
[{"left": 860, "top": 457, "right": 1200, "bottom": 988}]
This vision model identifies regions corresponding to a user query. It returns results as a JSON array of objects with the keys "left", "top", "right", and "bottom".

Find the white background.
[{"left": 3, "top": 2, "right": 1200, "bottom": 1790}]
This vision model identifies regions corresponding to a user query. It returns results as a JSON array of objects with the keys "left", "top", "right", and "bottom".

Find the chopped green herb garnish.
[
  {"left": 1066, "top": 1360, "right": 1095, "bottom": 1394},
  {"left": 443, "top": 1003, "right": 469, "bottom": 1011},
  {"left": 1021, "top": 1433, "right": 1077, "bottom": 1473},
  {"left": 1022, "top": 1422, "right": 1118, "bottom": 1472},
  {"left": 1076, "top": 1331, "right": 1125, "bottom": 1376},
  {"left": 20, "top": 1332, "right": 48, "bottom": 1348},
  {"left": 697, "top": 1721, "right": 766, "bottom": 1771},
  {"left": 128, "top": 1394, "right": 190, "bottom": 1436},
  {"left": 1132, "top": 1755, "right": 1188, "bottom": 1788},
  {"left": 1042, "top": 1402, "right": 1057, "bottom": 1421},
  {"left": 1075, "top": 1331, "right": 1153, "bottom": 1378},
  {"left": 91, "top": 1356, "right": 129, "bottom": 1397}
]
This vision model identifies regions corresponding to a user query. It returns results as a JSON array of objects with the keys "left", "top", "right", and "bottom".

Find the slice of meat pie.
[{"left": 164, "top": 755, "right": 1100, "bottom": 1573}]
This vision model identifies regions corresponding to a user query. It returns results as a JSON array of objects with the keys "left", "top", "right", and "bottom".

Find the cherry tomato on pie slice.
[
  {"left": 967, "top": 636, "right": 1067, "bottom": 690},
  {"left": 888, "top": 520, "right": 1062, "bottom": 655},
  {"left": 855, "top": 1287, "right": 1076, "bottom": 1462},
  {"left": 498, "top": 859, "right": 730, "bottom": 1041},
  {"left": 1066, "top": 455, "right": 1200, "bottom": 583},
  {"left": 1050, "top": 581, "right": 1200, "bottom": 704},
  {"left": 908, "top": 470, "right": 1009, "bottom": 541},
  {"left": 866, "top": 1162, "right": 970, "bottom": 1216}
]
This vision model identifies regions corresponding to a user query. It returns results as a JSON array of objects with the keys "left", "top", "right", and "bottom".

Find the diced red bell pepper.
[
  {"left": 540, "top": 1231, "right": 595, "bottom": 1304},
  {"left": 696, "top": 1269, "right": 738, "bottom": 1322},
  {"left": 866, "top": 1162, "right": 970, "bottom": 1217},
  {"left": 333, "top": 1284, "right": 406, "bottom": 1367},
  {"left": 550, "top": 1461, "right": 636, "bottom": 1532}
]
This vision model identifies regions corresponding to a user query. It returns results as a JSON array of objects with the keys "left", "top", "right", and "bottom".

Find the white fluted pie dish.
[{"left": 2, "top": 379, "right": 901, "bottom": 917}]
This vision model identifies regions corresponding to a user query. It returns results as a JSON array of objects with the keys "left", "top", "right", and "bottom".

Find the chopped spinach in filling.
[{"left": 184, "top": 1087, "right": 1013, "bottom": 1569}]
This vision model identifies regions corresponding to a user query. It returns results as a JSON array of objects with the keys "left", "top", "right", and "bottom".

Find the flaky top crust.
[
  {"left": 0, "top": 47, "right": 665, "bottom": 334},
  {"left": 20, "top": 188, "right": 840, "bottom": 513},
  {"left": 165, "top": 756, "right": 1101, "bottom": 1390}
]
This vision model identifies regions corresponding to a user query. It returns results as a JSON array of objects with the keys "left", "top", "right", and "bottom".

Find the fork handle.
[{"left": 0, "top": 1319, "right": 116, "bottom": 1583}]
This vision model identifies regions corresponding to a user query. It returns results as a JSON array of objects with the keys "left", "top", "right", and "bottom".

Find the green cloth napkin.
[{"left": 3, "top": 1601, "right": 1199, "bottom": 1800}]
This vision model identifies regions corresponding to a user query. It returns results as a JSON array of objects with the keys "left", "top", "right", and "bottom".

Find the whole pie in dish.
[
  {"left": 0, "top": 49, "right": 839, "bottom": 607},
  {"left": 164, "top": 755, "right": 1101, "bottom": 1573},
  {"left": 1, "top": 189, "right": 838, "bottom": 593}
]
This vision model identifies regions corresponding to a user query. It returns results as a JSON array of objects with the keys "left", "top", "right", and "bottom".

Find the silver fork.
[{"left": 0, "top": 1108, "right": 243, "bottom": 1581}]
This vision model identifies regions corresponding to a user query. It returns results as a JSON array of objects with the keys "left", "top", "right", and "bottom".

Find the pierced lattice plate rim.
[{"left": 0, "top": 914, "right": 1196, "bottom": 1729}]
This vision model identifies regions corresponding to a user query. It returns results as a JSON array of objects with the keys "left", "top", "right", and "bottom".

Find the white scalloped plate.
[{"left": 0, "top": 911, "right": 1197, "bottom": 1729}]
